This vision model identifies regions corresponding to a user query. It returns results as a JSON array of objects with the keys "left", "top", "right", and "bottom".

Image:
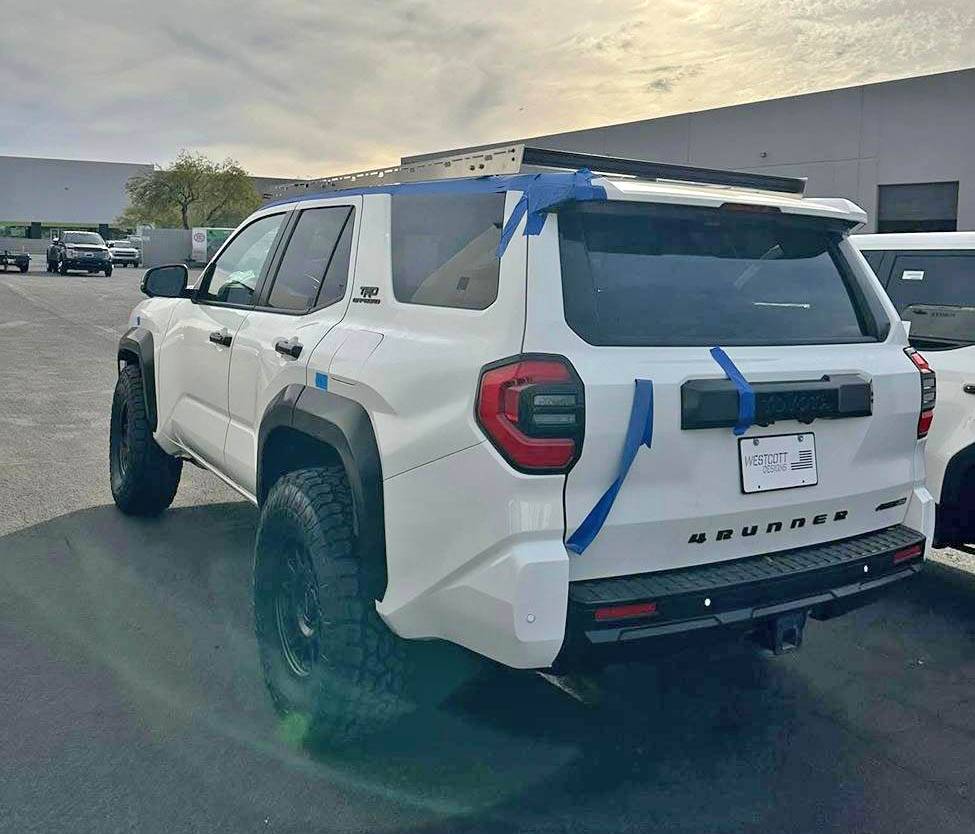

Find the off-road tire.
[
  {"left": 110, "top": 365, "right": 182, "bottom": 515},
  {"left": 105, "top": 266, "right": 113, "bottom": 277},
  {"left": 254, "top": 467, "right": 410, "bottom": 745},
  {"left": 19, "top": 264, "right": 27, "bottom": 273}
]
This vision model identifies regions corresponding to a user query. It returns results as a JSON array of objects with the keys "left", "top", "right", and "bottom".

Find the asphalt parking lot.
[{"left": 2, "top": 263, "right": 975, "bottom": 834}]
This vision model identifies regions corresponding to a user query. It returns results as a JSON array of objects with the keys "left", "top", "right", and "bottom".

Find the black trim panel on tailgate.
[
  {"left": 559, "top": 525, "right": 924, "bottom": 667},
  {"left": 681, "top": 374, "right": 872, "bottom": 430}
]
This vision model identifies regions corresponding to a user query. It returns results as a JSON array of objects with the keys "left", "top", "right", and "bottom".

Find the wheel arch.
[
  {"left": 117, "top": 326, "right": 157, "bottom": 431},
  {"left": 257, "top": 384, "right": 388, "bottom": 600}
]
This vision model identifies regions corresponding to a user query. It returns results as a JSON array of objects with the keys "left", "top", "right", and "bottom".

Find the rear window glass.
[
  {"left": 391, "top": 193, "right": 504, "bottom": 310},
  {"left": 884, "top": 252, "right": 975, "bottom": 347},
  {"left": 885, "top": 253, "right": 975, "bottom": 309},
  {"left": 558, "top": 202, "right": 878, "bottom": 346}
]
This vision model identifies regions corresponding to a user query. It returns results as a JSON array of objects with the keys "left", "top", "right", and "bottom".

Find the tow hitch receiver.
[{"left": 756, "top": 610, "right": 808, "bottom": 655}]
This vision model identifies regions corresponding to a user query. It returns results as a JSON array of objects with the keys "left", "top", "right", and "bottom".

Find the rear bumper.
[{"left": 555, "top": 524, "right": 925, "bottom": 670}]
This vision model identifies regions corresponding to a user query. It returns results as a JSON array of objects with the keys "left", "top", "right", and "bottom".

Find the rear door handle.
[
  {"left": 963, "top": 384, "right": 975, "bottom": 395},
  {"left": 209, "top": 329, "right": 232, "bottom": 347},
  {"left": 274, "top": 338, "right": 303, "bottom": 359}
]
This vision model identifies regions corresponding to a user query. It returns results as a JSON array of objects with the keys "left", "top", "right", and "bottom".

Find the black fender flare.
[
  {"left": 257, "top": 384, "right": 387, "bottom": 599},
  {"left": 117, "top": 326, "right": 157, "bottom": 431},
  {"left": 940, "top": 442, "right": 975, "bottom": 509}
]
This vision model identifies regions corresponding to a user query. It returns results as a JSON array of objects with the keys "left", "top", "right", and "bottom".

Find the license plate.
[{"left": 739, "top": 433, "right": 817, "bottom": 494}]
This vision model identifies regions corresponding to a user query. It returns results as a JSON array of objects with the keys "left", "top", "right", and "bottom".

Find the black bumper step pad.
[{"left": 561, "top": 525, "right": 925, "bottom": 660}]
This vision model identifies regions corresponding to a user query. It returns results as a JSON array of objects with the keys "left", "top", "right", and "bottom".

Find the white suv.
[
  {"left": 853, "top": 232, "right": 975, "bottom": 547},
  {"left": 110, "top": 146, "right": 935, "bottom": 741}
]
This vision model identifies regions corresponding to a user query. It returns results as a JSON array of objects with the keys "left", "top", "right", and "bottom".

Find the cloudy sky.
[{"left": 1, "top": 0, "right": 972, "bottom": 178}]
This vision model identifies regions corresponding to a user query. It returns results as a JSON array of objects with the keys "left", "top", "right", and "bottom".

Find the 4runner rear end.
[{"left": 471, "top": 152, "right": 935, "bottom": 668}]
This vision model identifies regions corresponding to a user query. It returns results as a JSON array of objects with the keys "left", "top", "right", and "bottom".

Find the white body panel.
[{"left": 156, "top": 301, "right": 249, "bottom": 467}]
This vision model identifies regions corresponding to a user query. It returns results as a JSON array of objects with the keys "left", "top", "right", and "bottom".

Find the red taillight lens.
[
  {"left": 905, "top": 348, "right": 936, "bottom": 438},
  {"left": 476, "top": 356, "right": 584, "bottom": 473},
  {"left": 594, "top": 602, "right": 658, "bottom": 621},
  {"left": 893, "top": 543, "right": 924, "bottom": 564}
]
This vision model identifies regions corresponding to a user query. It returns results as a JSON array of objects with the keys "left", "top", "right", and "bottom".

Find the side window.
[
  {"left": 267, "top": 206, "right": 355, "bottom": 312},
  {"left": 862, "top": 250, "right": 885, "bottom": 276},
  {"left": 391, "top": 193, "right": 504, "bottom": 310},
  {"left": 198, "top": 214, "right": 285, "bottom": 306},
  {"left": 886, "top": 253, "right": 975, "bottom": 311}
]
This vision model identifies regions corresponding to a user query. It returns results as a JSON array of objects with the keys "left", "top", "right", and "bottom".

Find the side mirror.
[{"left": 142, "top": 264, "right": 189, "bottom": 298}]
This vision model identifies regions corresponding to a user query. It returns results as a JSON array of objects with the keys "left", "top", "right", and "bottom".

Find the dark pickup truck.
[
  {"left": 0, "top": 250, "right": 30, "bottom": 273},
  {"left": 47, "top": 231, "right": 113, "bottom": 276}
]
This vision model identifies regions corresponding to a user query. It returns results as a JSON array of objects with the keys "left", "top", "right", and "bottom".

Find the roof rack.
[{"left": 265, "top": 144, "right": 806, "bottom": 201}]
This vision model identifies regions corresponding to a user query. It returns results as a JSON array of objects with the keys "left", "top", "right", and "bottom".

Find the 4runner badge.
[
  {"left": 688, "top": 509, "right": 848, "bottom": 543},
  {"left": 353, "top": 286, "right": 381, "bottom": 304}
]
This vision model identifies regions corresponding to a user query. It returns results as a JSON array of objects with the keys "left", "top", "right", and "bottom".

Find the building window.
[{"left": 877, "top": 182, "right": 959, "bottom": 233}]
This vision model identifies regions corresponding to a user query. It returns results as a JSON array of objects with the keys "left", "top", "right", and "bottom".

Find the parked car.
[
  {"left": 48, "top": 231, "right": 113, "bottom": 276},
  {"left": 107, "top": 239, "right": 141, "bottom": 268},
  {"left": 110, "top": 145, "right": 935, "bottom": 743},
  {"left": 0, "top": 249, "right": 30, "bottom": 273},
  {"left": 853, "top": 231, "right": 975, "bottom": 546}
]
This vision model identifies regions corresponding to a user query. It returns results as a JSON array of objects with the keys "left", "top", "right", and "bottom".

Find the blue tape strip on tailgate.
[
  {"left": 566, "top": 379, "right": 653, "bottom": 556},
  {"left": 709, "top": 346, "right": 755, "bottom": 436}
]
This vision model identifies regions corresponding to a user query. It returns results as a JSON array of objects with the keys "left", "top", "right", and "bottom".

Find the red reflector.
[
  {"left": 893, "top": 543, "right": 923, "bottom": 564},
  {"left": 918, "top": 409, "right": 934, "bottom": 438},
  {"left": 594, "top": 602, "right": 658, "bottom": 621}
]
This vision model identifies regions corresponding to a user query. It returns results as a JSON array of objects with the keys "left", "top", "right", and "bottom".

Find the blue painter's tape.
[
  {"left": 565, "top": 379, "right": 653, "bottom": 555},
  {"left": 709, "top": 346, "right": 755, "bottom": 436},
  {"left": 496, "top": 168, "right": 607, "bottom": 257},
  {"left": 263, "top": 169, "right": 607, "bottom": 259},
  {"left": 314, "top": 372, "right": 328, "bottom": 390}
]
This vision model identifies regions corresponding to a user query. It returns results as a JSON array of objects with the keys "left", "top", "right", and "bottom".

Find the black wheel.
[
  {"left": 59, "top": 258, "right": 69, "bottom": 275},
  {"left": 105, "top": 266, "right": 113, "bottom": 277},
  {"left": 19, "top": 264, "right": 28, "bottom": 273},
  {"left": 110, "top": 365, "right": 181, "bottom": 515},
  {"left": 254, "top": 467, "right": 411, "bottom": 744}
]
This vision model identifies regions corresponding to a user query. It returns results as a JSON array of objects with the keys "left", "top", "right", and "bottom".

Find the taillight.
[
  {"left": 476, "top": 355, "right": 584, "bottom": 473},
  {"left": 905, "top": 348, "right": 936, "bottom": 438}
]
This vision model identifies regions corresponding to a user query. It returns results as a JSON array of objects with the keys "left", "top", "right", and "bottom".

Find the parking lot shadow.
[{"left": 2, "top": 504, "right": 975, "bottom": 833}]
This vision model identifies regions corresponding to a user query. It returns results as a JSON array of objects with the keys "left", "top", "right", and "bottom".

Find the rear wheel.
[
  {"left": 59, "top": 258, "right": 68, "bottom": 275},
  {"left": 19, "top": 264, "right": 27, "bottom": 273},
  {"left": 254, "top": 467, "right": 411, "bottom": 745},
  {"left": 110, "top": 365, "right": 182, "bottom": 515}
]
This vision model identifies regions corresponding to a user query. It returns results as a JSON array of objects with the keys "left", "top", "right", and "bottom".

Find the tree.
[{"left": 118, "top": 151, "right": 262, "bottom": 230}]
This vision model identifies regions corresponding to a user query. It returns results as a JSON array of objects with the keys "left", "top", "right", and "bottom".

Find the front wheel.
[
  {"left": 58, "top": 258, "right": 68, "bottom": 275},
  {"left": 19, "top": 264, "right": 28, "bottom": 273},
  {"left": 254, "top": 467, "right": 411, "bottom": 745},
  {"left": 105, "top": 265, "right": 113, "bottom": 277},
  {"left": 110, "top": 365, "right": 182, "bottom": 515}
]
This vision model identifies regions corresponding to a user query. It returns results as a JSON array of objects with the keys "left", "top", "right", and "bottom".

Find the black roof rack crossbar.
[{"left": 521, "top": 146, "right": 806, "bottom": 195}]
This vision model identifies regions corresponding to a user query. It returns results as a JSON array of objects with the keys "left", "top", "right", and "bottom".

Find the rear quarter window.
[
  {"left": 886, "top": 252, "right": 975, "bottom": 310},
  {"left": 391, "top": 193, "right": 504, "bottom": 310},
  {"left": 558, "top": 202, "right": 883, "bottom": 347}
]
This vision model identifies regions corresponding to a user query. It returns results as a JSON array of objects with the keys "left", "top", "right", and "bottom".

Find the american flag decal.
[{"left": 791, "top": 449, "right": 815, "bottom": 471}]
